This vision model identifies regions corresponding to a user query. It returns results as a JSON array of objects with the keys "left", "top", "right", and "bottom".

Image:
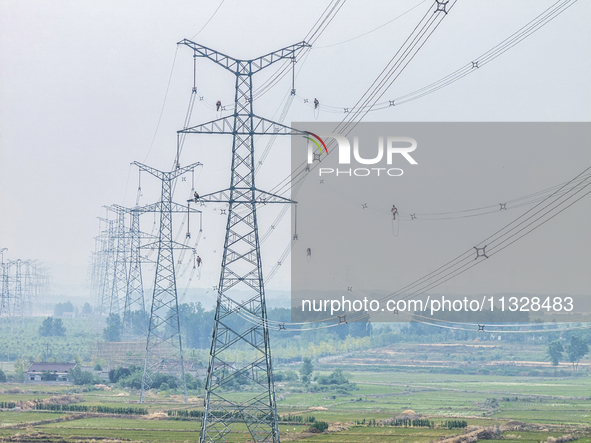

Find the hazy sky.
[{"left": 1, "top": 1, "right": 590, "bottom": 300}]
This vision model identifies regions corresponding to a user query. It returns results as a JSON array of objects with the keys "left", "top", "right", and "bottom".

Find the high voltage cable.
[
  {"left": 269, "top": 0, "right": 456, "bottom": 200},
  {"left": 231, "top": 165, "right": 591, "bottom": 330},
  {"left": 317, "top": 172, "right": 591, "bottom": 221},
  {"left": 144, "top": 47, "right": 179, "bottom": 162},
  {"left": 190, "top": 0, "right": 225, "bottom": 40},
  {"left": 298, "top": 0, "right": 578, "bottom": 114},
  {"left": 217, "top": 2, "right": 461, "bottom": 324},
  {"left": 334, "top": 164, "right": 591, "bottom": 323},
  {"left": 314, "top": 0, "right": 428, "bottom": 49},
  {"left": 252, "top": 0, "right": 347, "bottom": 101},
  {"left": 273, "top": 0, "right": 576, "bottom": 201}
]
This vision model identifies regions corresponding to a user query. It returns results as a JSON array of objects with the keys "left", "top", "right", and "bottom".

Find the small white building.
[{"left": 26, "top": 362, "right": 77, "bottom": 382}]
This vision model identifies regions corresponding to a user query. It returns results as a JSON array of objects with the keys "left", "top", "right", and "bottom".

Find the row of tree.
[{"left": 547, "top": 336, "right": 589, "bottom": 370}]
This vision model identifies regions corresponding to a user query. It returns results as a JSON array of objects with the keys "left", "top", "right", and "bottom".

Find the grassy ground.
[{"left": 0, "top": 341, "right": 589, "bottom": 442}]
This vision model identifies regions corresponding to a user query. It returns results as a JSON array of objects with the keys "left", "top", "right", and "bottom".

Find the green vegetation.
[
  {"left": 39, "top": 316, "right": 67, "bottom": 337},
  {"left": 310, "top": 420, "right": 329, "bottom": 432},
  {"left": 69, "top": 366, "right": 101, "bottom": 385},
  {"left": 103, "top": 313, "right": 122, "bottom": 342},
  {"left": 33, "top": 403, "right": 148, "bottom": 415},
  {"left": 53, "top": 301, "right": 74, "bottom": 317},
  {"left": 0, "top": 313, "right": 589, "bottom": 442},
  {"left": 547, "top": 340, "right": 564, "bottom": 366},
  {"left": 564, "top": 335, "right": 589, "bottom": 370},
  {"left": 300, "top": 357, "right": 313, "bottom": 384}
]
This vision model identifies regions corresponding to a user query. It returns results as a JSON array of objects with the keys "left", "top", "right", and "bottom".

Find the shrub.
[
  {"left": 109, "top": 366, "right": 131, "bottom": 383},
  {"left": 309, "top": 421, "right": 329, "bottom": 432},
  {"left": 69, "top": 366, "right": 99, "bottom": 385}
]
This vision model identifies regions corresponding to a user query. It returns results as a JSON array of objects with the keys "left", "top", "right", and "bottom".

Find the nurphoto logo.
[{"left": 305, "top": 132, "right": 418, "bottom": 177}]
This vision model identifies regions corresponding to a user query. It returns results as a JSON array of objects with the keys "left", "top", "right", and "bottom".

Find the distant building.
[{"left": 26, "top": 362, "right": 77, "bottom": 382}]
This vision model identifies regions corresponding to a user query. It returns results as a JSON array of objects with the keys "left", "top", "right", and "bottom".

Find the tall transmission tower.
[
  {"left": 107, "top": 207, "right": 129, "bottom": 319},
  {"left": 110, "top": 201, "right": 200, "bottom": 339},
  {"left": 134, "top": 161, "right": 202, "bottom": 404},
  {"left": 0, "top": 248, "right": 8, "bottom": 316},
  {"left": 0, "top": 252, "right": 47, "bottom": 318},
  {"left": 12, "top": 260, "right": 23, "bottom": 318},
  {"left": 95, "top": 218, "right": 116, "bottom": 318},
  {"left": 124, "top": 208, "right": 147, "bottom": 337},
  {"left": 106, "top": 204, "right": 149, "bottom": 338},
  {"left": 177, "top": 40, "right": 309, "bottom": 443}
]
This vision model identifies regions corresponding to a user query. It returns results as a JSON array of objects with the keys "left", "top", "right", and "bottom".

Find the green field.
[
  {"left": 1, "top": 318, "right": 589, "bottom": 442},
  {"left": 1, "top": 361, "right": 590, "bottom": 442}
]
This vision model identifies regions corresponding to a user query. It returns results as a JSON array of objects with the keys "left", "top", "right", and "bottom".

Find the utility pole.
[
  {"left": 134, "top": 161, "right": 202, "bottom": 404},
  {"left": 178, "top": 40, "right": 309, "bottom": 443}
]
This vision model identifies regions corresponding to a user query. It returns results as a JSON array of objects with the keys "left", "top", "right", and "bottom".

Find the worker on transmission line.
[
  {"left": 196, "top": 256, "right": 202, "bottom": 267},
  {"left": 194, "top": 191, "right": 200, "bottom": 203},
  {"left": 216, "top": 100, "right": 222, "bottom": 111},
  {"left": 314, "top": 98, "right": 319, "bottom": 109},
  {"left": 391, "top": 204, "right": 398, "bottom": 220}
]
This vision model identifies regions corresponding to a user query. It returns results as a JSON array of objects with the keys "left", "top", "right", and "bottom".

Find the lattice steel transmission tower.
[
  {"left": 106, "top": 207, "right": 129, "bottom": 319},
  {"left": 177, "top": 39, "right": 309, "bottom": 443},
  {"left": 124, "top": 208, "right": 147, "bottom": 337},
  {"left": 12, "top": 260, "right": 23, "bottom": 317},
  {"left": 106, "top": 204, "right": 149, "bottom": 338},
  {"left": 110, "top": 201, "right": 199, "bottom": 339},
  {"left": 0, "top": 248, "right": 8, "bottom": 316},
  {"left": 95, "top": 218, "right": 116, "bottom": 317},
  {"left": 0, "top": 252, "right": 47, "bottom": 318},
  {"left": 134, "top": 161, "right": 202, "bottom": 404}
]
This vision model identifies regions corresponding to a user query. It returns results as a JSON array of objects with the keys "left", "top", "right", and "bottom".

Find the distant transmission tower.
[
  {"left": 178, "top": 39, "right": 309, "bottom": 443},
  {"left": 124, "top": 207, "right": 147, "bottom": 337},
  {"left": 107, "top": 207, "right": 129, "bottom": 319},
  {"left": 0, "top": 253, "right": 47, "bottom": 318},
  {"left": 107, "top": 204, "right": 149, "bottom": 338},
  {"left": 0, "top": 248, "right": 8, "bottom": 316},
  {"left": 135, "top": 161, "right": 202, "bottom": 404},
  {"left": 95, "top": 218, "right": 116, "bottom": 318},
  {"left": 110, "top": 201, "right": 199, "bottom": 339}
]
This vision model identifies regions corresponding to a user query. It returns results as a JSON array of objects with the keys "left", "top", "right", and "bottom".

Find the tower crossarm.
[
  {"left": 177, "top": 40, "right": 239, "bottom": 72},
  {"left": 194, "top": 188, "right": 294, "bottom": 204},
  {"left": 177, "top": 39, "right": 309, "bottom": 75},
  {"left": 179, "top": 115, "right": 309, "bottom": 136},
  {"left": 249, "top": 41, "right": 310, "bottom": 74},
  {"left": 113, "top": 202, "right": 200, "bottom": 214},
  {"left": 132, "top": 161, "right": 202, "bottom": 181}
]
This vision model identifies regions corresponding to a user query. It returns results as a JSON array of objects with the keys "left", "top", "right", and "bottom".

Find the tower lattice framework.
[
  {"left": 135, "top": 161, "right": 202, "bottom": 404},
  {"left": 178, "top": 39, "right": 309, "bottom": 443}
]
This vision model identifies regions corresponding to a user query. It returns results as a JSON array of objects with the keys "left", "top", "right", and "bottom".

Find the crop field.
[
  {"left": 0, "top": 329, "right": 589, "bottom": 442},
  {"left": 1, "top": 362, "right": 590, "bottom": 442}
]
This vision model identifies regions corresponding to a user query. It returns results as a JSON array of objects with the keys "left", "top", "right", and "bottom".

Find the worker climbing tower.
[{"left": 177, "top": 39, "right": 309, "bottom": 443}]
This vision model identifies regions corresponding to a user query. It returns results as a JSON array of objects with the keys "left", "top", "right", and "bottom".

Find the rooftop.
[{"left": 27, "top": 362, "right": 76, "bottom": 373}]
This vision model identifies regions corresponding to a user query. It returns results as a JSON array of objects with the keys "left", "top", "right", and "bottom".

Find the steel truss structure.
[
  {"left": 177, "top": 39, "right": 309, "bottom": 443},
  {"left": 134, "top": 161, "right": 202, "bottom": 404},
  {"left": 0, "top": 249, "right": 49, "bottom": 317}
]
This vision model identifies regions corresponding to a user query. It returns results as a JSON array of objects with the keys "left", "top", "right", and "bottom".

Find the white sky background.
[{"left": 0, "top": 0, "right": 590, "bottom": 300}]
